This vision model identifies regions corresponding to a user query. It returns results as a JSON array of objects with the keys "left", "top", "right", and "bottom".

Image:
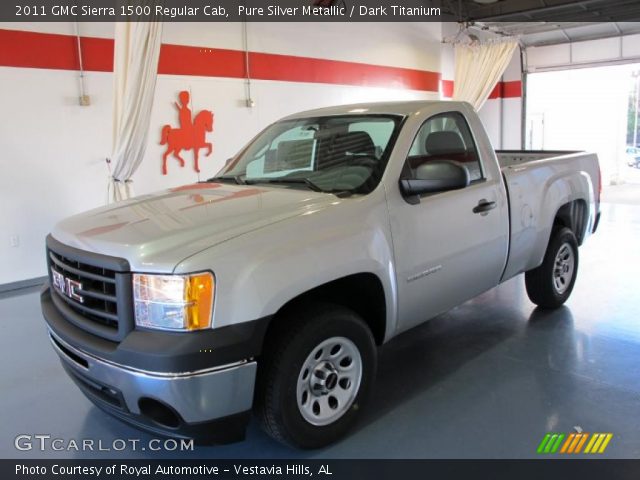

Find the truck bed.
[
  {"left": 496, "top": 150, "right": 581, "bottom": 168},
  {"left": 497, "top": 149, "right": 600, "bottom": 282}
]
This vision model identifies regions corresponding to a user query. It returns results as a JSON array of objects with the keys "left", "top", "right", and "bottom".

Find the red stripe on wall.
[
  {"left": 488, "top": 80, "right": 522, "bottom": 99},
  {"left": 249, "top": 51, "right": 440, "bottom": 91},
  {"left": 158, "top": 43, "right": 246, "bottom": 78},
  {"left": 441, "top": 79, "right": 454, "bottom": 98},
  {"left": 502, "top": 80, "right": 522, "bottom": 98},
  {"left": 441, "top": 79, "right": 522, "bottom": 99},
  {"left": 79, "top": 37, "right": 114, "bottom": 72},
  {"left": 0, "top": 28, "right": 440, "bottom": 92},
  {"left": 487, "top": 83, "right": 501, "bottom": 99},
  {"left": 0, "top": 29, "right": 113, "bottom": 72}
]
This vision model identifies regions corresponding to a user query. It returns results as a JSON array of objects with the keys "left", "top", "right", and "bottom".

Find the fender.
[{"left": 174, "top": 187, "right": 399, "bottom": 342}]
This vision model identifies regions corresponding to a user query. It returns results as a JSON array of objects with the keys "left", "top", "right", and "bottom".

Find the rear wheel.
[
  {"left": 256, "top": 304, "right": 376, "bottom": 449},
  {"left": 525, "top": 226, "right": 579, "bottom": 308}
]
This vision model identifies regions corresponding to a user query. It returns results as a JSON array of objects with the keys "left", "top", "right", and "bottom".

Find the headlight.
[{"left": 133, "top": 272, "right": 214, "bottom": 331}]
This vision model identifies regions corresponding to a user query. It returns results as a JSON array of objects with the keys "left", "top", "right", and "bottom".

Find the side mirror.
[{"left": 400, "top": 160, "right": 470, "bottom": 198}]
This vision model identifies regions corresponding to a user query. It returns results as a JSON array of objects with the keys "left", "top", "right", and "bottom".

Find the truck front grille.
[
  {"left": 46, "top": 235, "right": 133, "bottom": 342},
  {"left": 49, "top": 251, "right": 119, "bottom": 329}
]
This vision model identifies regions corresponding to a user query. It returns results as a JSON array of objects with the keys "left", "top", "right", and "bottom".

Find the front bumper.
[
  {"left": 41, "top": 285, "right": 270, "bottom": 374},
  {"left": 41, "top": 236, "right": 271, "bottom": 443},
  {"left": 48, "top": 329, "right": 256, "bottom": 444}
]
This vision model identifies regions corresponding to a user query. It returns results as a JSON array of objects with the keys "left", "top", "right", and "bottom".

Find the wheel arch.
[
  {"left": 262, "top": 273, "right": 387, "bottom": 348},
  {"left": 553, "top": 199, "right": 589, "bottom": 245}
]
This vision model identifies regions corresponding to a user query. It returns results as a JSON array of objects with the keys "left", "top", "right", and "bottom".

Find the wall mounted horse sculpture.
[{"left": 161, "top": 109, "right": 214, "bottom": 175}]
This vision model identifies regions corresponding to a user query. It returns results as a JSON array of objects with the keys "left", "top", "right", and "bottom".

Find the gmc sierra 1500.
[{"left": 41, "top": 101, "right": 600, "bottom": 448}]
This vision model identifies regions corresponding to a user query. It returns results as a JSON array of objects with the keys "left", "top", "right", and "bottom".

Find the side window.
[{"left": 406, "top": 112, "right": 483, "bottom": 182}]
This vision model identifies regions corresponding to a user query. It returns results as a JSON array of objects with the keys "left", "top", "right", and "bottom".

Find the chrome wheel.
[
  {"left": 296, "top": 336, "right": 362, "bottom": 426},
  {"left": 553, "top": 243, "right": 575, "bottom": 294}
]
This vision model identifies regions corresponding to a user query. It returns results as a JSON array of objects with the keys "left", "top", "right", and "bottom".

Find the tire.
[
  {"left": 255, "top": 303, "right": 377, "bottom": 449},
  {"left": 525, "top": 226, "right": 579, "bottom": 308}
]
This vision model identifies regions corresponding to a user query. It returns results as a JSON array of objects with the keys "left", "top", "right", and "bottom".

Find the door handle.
[{"left": 473, "top": 200, "right": 497, "bottom": 214}]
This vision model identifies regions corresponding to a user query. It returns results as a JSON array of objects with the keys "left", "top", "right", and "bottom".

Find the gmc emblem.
[{"left": 51, "top": 269, "right": 84, "bottom": 303}]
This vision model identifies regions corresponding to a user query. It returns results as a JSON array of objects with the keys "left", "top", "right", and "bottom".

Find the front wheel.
[
  {"left": 525, "top": 226, "right": 579, "bottom": 308},
  {"left": 256, "top": 304, "right": 377, "bottom": 449}
]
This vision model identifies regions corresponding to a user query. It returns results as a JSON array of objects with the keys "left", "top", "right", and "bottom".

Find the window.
[
  {"left": 223, "top": 115, "right": 402, "bottom": 194},
  {"left": 406, "top": 112, "right": 483, "bottom": 182},
  {"left": 250, "top": 125, "right": 317, "bottom": 176}
]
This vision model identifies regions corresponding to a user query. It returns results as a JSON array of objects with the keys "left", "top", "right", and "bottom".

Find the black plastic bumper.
[{"left": 41, "top": 286, "right": 270, "bottom": 373}]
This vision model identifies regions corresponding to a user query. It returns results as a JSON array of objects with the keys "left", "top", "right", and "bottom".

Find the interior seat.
[
  {"left": 408, "top": 131, "right": 471, "bottom": 171},
  {"left": 321, "top": 131, "right": 376, "bottom": 169}
]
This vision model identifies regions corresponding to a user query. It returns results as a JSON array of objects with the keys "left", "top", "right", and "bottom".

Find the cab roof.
[{"left": 280, "top": 100, "right": 471, "bottom": 120}]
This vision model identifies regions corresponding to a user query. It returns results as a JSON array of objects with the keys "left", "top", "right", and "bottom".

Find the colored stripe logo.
[{"left": 537, "top": 432, "right": 613, "bottom": 454}]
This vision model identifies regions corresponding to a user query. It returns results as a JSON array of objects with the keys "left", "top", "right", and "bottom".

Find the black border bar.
[
  {"left": 5, "top": 0, "right": 640, "bottom": 22},
  {"left": 4, "top": 459, "right": 640, "bottom": 480},
  {"left": 4, "top": 0, "right": 449, "bottom": 22}
]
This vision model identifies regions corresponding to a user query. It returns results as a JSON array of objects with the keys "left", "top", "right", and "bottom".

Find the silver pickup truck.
[{"left": 41, "top": 101, "right": 600, "bottom": 448}]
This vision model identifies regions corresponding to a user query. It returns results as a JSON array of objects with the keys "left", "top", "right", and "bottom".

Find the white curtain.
[
  {"left": 453, "top": 40, "right": 518, "bottom": 111},
  {"left": 107, "top": 20, "right": 163, "bottom": 203}
]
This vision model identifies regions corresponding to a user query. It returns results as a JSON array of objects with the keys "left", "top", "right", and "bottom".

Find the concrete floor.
[{"left": 1, "top": 202, "right": 639, "bottom": 459}]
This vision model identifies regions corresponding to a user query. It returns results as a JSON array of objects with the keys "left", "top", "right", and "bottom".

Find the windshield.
[{"left": 217, "top": 115, "right": 403, "bottom": 195}]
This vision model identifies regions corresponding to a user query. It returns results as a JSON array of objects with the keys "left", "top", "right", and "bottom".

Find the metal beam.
[
  {"left": 466, "top": 0, "right": 640, "bottom": 22},
  {"left": 521, "top": 30, "right": 640, "bottom": 47},
  {"left": 478, "top": 21, "right": 599, "bottom": 36},
  {"left": 530, "top": 7, "right": 640, "bottom": 23}
]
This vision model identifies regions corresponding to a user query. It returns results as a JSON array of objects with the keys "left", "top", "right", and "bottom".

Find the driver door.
[{"left": 388, "top": 111, "right": 509, "bottom": 332}]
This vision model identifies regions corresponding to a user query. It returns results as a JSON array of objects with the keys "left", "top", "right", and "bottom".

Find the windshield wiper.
[
  {"left": 245, "top": 177, "right": 323, "bottom": 192},
  {"left": 205, "top": 175, "right": 246, "bottom": 185}
]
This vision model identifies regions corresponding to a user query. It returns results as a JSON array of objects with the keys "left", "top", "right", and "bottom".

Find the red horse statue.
[{"left": 160, "top": 91, "right": 214, "bottom": 175}]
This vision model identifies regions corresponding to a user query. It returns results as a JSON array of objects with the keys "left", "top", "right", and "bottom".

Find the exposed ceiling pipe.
[
  {"left": 520, "top": 46, "right": 527, "bottom": 150},
  {"left": 74, "top": 21, "right": 90, "bottom": 106},
  {"left": 242, "top": 20, "right": 255, "bottom": 108}
]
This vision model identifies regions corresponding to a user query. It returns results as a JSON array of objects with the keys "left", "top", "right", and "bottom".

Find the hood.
[{"left": 51, "top": 183, "right": 338, "bottom": 272}]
